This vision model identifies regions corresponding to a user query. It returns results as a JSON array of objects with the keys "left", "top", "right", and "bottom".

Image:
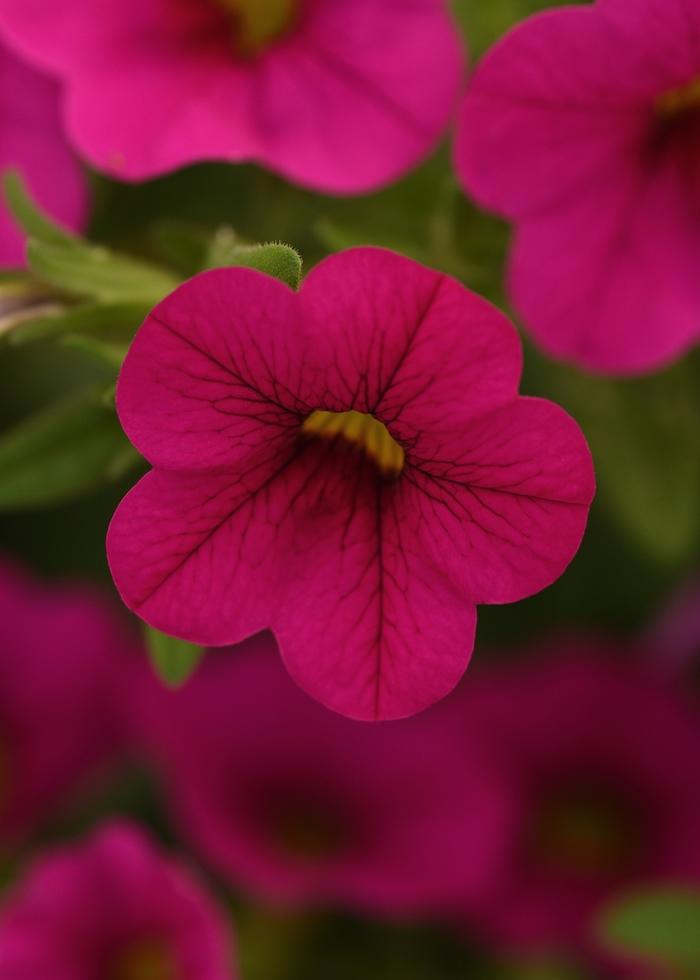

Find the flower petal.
[
  {"left": 253, "top": 0, "right": 465, "bottom": 193},
  {"left": 406, "top": 397, "right": 595, "bottom": 604},
  {"left": 117, "top": 268, "right": 309, "bottom": 471},
  {"left": 456, "top": 6, "right": 655, "bottom": 220},
  {"left": 106, "top": 444, "right": 301, "bottom": 645},
  {"left": 509, "top": 149, "right": 700, "bottom": 374},
  {"left": 599, "top": 0, "right": 700, "bottom": 73},
  {"left": 270, "top": 443, "right": 477, "bottom": 721},
  {"left": 0, "top": 42, "right": 87, "bottom": 266},
  {"left": 299, "top": 247, "right": 522, "bottom": 439}
]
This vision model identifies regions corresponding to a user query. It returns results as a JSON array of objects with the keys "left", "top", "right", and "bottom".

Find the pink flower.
[
  {"left": 0, "top": 821, "right": 235, "bottom": 979},
  {"left": 0, "top": 556, "right": 134, "bottom": 842},
  {"left": 453, "top": 642, "right": 700, "bottom": 954},
  {"left": 134, "top": 632, "right": 511, "bottom": 916},
  {"left": 0, "top": 0, "right": 464, "bottom": 194},
  {"left": 456, "top": 0, "right": 700, "bottom": 375},
  {"left": 106, "top": 247, "right": 595, "bottom": 720},
  {"left": 0, "top": 39, "right": 87, "bottom": 267}
]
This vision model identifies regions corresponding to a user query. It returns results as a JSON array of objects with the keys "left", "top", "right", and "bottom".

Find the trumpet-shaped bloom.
[
  {"left": 453, "top": 643, "right": 700, "bottom": 953},
  {"left": 0, "top": 39, "right": 87, "bottom": 266},
  {"left": 0, "top": 557, "right": 134, "bottom": 842},
  {"left": 0, "top": 0, "right": 464, "bottom": 194},
  {"left": 134, "top": 632, "right": 511, "bottom": 915},
  {"left": 107, "top": 247, "right": 594, "bottom": 720},
  {"left": 0, "top": 822, "right": 235, "bottom": 980},
  {"left": 456, "top": 0, "right": 700, "bottom": 375}
]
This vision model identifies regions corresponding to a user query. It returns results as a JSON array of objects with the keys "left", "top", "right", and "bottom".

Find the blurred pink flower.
[
  {"left": 134, "top": 632, "right": 512, "bottom": 917},
  {"left": 0, "top": 821, "right": 235, "bottom": 979},
  {"left": 107, "top": 247, "right": 594, "bottom": 720},
  {"left": 453, "top": 643, "right": 700, "bottom": 954},
  {"left": 456, "top": 0, "right": 700, "bottom": 375},
  {"left": 645, "top": 575, "right": 700, "bottom": 679},
  {"left": 0, "top": 0, "right": 464, "bottom": 194},
  {"left": 0, "top": 557, "right": 134, "bottom": 842},
  {"left": 0, "top": 39, "right": 87, "bottom": 267}
]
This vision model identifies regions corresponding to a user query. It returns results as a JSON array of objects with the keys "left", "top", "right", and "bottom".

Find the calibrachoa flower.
[
  {"left": 453, "top": 643, "right": 700, "bottom": 953},
  {"left": 107, "top": 247, "right": 595, "bottom": 720},
  {"left": 0, "top": 0, "right": 464, "bottom": 194},
  {"left": 0, "top": 821, "right": 235, "bottom": 979},
  {"left": 0, "top": 38, "right": 87, "bottom": 267},
  {"left": 134, "top": 632, "right": 511, "bottom": 915},
  {"left": 0, "top": 557, "right": 135, "bottom": 842},
  {"left": 456, "top": 0, "right": 700, "bottom": 375}
]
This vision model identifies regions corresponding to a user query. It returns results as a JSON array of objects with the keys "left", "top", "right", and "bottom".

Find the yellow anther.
[{"left": 302, "top": 410, "right": 405, "bottom": 478}]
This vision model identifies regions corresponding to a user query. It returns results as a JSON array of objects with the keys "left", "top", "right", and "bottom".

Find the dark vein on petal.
[
  {"left": 149, "top": 311, "right": 303, "bottom": 416},
  {"left": 134, "top": 448, "right": 302, "bottom": 610},
  {"left": 410, "top": 461, "right": 591, "bottom": 507},
  {"left": 371, "top": 277, "right": 444, "bottom": 416},
  {"left": 373, "top": 479, "right": 385, "bottom": 720}
]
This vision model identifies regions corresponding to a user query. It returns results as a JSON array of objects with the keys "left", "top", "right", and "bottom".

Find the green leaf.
[
  {"left": 27, "top": 238, "right": 178, "bottom": 305},
  {"left": 61, "top": 334, "right": 129, "bottom": 369},
  {"left": 533, "top": 352, "right": 700, "bottom": 565},
  {"left": 6, "top": 300, "right": 147, "bottom": 346},
  {"left": 0, "top": 388, "right": 140, "bottom": 509},
  {"left": 3, "top": 170, "right": 78, "bottom": 246},
  {"left": 206, "top": 230, "right": 302, "bottom": 289},
  {"left": 598, "top": 886, "right": 700, "bottom": 970},
  {"left": 145, "top": 626, "right": 204, "bottom": 688},
  {"left": 148, "top": 219, "right": 212, "bottom": 276}
]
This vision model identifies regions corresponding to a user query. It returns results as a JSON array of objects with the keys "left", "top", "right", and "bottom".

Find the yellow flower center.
[
  {"left": 217, "top": 0, "right": 297, "bottom": 56},
  {"left": 302, "top": 410, "right": 405, "bottom": 478},
  {"left": 112, "top": 941, "right": 179, "bottom": 980},
  {"left": 656, "top": 76, "right": 700, "bottom": 117}
]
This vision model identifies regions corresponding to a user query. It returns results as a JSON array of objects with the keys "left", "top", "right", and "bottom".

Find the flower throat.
[
  {"left": 217, "top": 0, "right": 297, "bottom": 56},
  {"left": 657, "top": 76, "right": 700, "bottom": 117},
  {"left": 112, "top": 940, "right": 178, "bottom": 980},
  {"left": 302, "top": 410, "right": 405, "bottom": 478}
]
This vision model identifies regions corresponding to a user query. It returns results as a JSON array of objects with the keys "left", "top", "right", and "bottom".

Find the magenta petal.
[
  {"left": 0, "top": 41, "right": 87, "bottom": 266},
  {"left": 599, "top": 0, "right": 700, "bottom": 75},
  {"left": 407, "top": 398, "right": 595, "bottom": 604},
  {"left": 252, "top": 0, "right": 465, "bottom": 193},
  {"left": 456, "top": 7, "right": 653, "bottom": 220},
  {"left": 273, "top": 457, "right": 477, "bottom": 721},
  {"left": 509, "top": 152, "right": 700, "bottom": 373},
  {"left": 106, "top": 458, "right": 296, "bottom": 646},
  {"left": 117, "top": 268, "right": 309, "bottom": 471},
  {"left": 299, "top": 248, "right": 523, "bottom": 436}
]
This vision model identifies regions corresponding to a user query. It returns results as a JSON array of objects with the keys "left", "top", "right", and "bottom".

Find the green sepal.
[{"left": 206, "top": 230, "right": 302, "bottom": 289}]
